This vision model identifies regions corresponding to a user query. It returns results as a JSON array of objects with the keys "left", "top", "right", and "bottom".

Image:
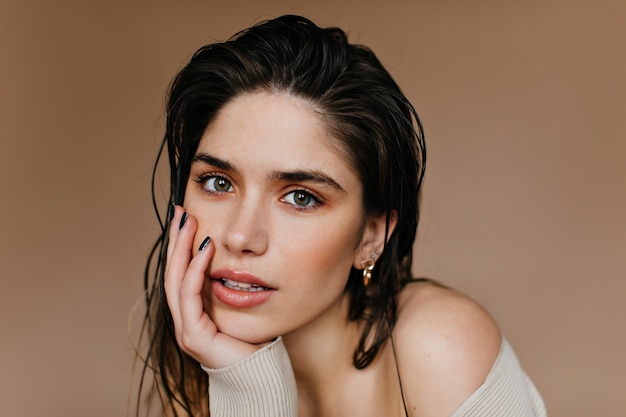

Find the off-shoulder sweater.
[{"left": 202, "top": 337, "right": 546, "bottom": 417}]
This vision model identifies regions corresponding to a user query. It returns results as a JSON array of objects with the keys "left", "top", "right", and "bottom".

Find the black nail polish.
[
  {"left": 179, "top": 212, "right": 188, "bottom": 229},
  {"left": 199, "top": 236, "right": 211, "bottom": 251},
  {"left": 169, "top": 203, "right": 175, "bottom": 221}
]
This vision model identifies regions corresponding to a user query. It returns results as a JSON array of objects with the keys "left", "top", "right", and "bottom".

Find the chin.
[{"left": 212, "top": 312, "right": 280, "bottom": 345}]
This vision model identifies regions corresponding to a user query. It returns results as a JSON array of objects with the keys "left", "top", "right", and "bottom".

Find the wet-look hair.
[{"left": 139, "top": 14, "right": 425, "bottom": 416}]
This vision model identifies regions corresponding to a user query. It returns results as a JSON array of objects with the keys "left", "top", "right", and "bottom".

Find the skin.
[{"left": 164, "top": 92, "right": 502, "bottom": 417}]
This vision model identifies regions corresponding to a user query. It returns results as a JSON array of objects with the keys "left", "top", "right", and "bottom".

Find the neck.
[{"left": 282, "top": 293, "right": 361, "bottom": 401}]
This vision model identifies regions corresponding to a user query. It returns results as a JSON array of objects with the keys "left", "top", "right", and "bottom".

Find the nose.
[{"left": 222, "top": 197, "right": 269, "bottom": 256}]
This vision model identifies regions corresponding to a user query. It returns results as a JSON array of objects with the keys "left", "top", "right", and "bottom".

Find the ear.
[{"left": 352, "top": 210, "right": 398, "bottom": 269}]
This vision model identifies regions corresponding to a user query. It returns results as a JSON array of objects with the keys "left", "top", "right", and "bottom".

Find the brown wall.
[{"left": 1, "top": 1, "right": 624, "bottom": 416}]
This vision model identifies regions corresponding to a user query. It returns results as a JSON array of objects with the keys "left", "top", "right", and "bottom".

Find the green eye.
[
  {"left": 204, "top": 176, "right": 233, "bottom": 193},
  {"left": 293, "top": 191, "right": 312, "bottom": 206},
  {"left": 284, "top": 190, "right": 320, "bottom": 209}
]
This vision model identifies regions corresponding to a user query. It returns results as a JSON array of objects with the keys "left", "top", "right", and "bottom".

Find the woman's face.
[{"left": 183, "top": 92, "right": 375, "bottom": 344}]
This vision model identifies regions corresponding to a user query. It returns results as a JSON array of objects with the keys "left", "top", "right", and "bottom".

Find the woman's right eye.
[{"left": 200, "top": 175, "right": 234, "bottom": 193}]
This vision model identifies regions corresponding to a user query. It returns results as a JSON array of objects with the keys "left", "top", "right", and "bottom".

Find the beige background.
[{"left": 1, "top": 1, "right": 624, "bottom": 416}]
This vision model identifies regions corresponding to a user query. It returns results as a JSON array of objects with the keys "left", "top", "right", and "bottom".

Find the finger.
[
  {"left": 164, "top": 209, "right": 197, "bottom": 341},
  {"left": 166, "top": 205, "right": 186, "bottom": 262},
  {"left": 179, "top": 236, "right": 216, "bottom": 349},
  {"left": 177, "top": 238, "right": 261, "bottom": 366}
]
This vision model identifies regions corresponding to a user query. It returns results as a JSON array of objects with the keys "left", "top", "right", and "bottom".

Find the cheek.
[
  {"left": 182, "top": 194, "right": 222, "bottom": 251},
  {"left": 193, "top": 215, "right": 223, "bottom": 253},
  {"left": 287, "top": 219, "right": 362, "bottom": 285}
]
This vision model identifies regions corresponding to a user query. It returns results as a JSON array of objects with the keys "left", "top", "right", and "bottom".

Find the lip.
[{"left": 209, "top": 268, "right": 275, "bottom": 308}]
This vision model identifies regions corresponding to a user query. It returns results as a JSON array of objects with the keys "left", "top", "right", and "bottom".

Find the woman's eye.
[
  {"left": 203, "top": 176, "right": 233, "bottom": 193},
  {"left": 283, "top": 190, "right": 320, "bottom": 208}
]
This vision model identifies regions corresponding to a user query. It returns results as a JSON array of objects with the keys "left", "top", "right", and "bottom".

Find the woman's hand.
[{"left": 164, "top": 206, "right": 264, "bottom": 368}]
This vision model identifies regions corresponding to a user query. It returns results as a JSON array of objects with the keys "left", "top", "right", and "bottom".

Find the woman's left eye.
[{"left": 283, "top": 190, "right": 321, "bottom": 209}]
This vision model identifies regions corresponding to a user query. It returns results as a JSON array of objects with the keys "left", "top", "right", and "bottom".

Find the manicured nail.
[
  {"left": 199, "top": 236, "right": 211, "bottom": 251},
  {"left": 169, "top": 203, "right": 175, "bottom": 221},
  {"left": 179, "top": 212, "right": 188, "bottom": 229}
]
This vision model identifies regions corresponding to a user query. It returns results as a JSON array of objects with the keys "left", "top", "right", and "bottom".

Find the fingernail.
[
  {"left": 169, "top": 203, "right": 176, "bottom": 220},
  {"left": 179, "top": 212, "right": 188, "bottom": 229},
  {"left": 169, "top": 203, "right": 175, "bottom": 221},
  {"left": 199, "top": 236, "right": 211, "bottom": 251}
]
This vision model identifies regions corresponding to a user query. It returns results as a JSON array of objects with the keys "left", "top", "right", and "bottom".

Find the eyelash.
[{"left": 193, "top": 173, "right": 325, "bottom": 211}]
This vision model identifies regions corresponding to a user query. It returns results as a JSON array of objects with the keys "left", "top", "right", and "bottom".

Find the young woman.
[{"left": 139, "top": 15, "right": 546, "bottom": 417}]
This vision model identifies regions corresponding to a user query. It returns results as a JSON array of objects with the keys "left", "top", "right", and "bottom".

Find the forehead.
[
  {"left": 196, "top": 92, "right": 358, "bottom": 179},
  {"left": 205, "top": 92, "right": 325, "bottom": 147}
]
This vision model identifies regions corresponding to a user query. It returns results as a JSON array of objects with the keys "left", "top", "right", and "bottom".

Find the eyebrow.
[
  {"left": 193, "top": 152, "right": 346, "bottom": 193},
  {"left": 269, "top": 170, "right": 346, "bottom": 194},
  {"left": 193, "top": 153, "right": 237, "bottom": 172}
]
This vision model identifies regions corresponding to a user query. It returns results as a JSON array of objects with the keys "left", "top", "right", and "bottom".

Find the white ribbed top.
[
  {"left": 450, "top": 338, "right": 547, "bottom": 417},
  {"left": 202, "top": 336, "right": 546, "bottom": 417},
  {"left": 202, "top": 337, "right": 298, "bottom": 417}
]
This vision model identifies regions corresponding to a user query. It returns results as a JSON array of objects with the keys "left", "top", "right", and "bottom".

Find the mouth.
[
  {"left": 210, "top": 268, "right": 275, "bottom": 308},
  {"left": 221, "top": 278, "right": 271, "bottom": 292}
]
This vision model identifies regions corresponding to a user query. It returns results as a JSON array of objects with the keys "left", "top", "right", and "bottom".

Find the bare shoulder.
[{"left": 393, "top": 281, "right": 502, "bottom": 417}]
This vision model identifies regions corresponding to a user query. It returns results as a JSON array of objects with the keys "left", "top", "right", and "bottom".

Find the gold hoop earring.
[{"left": 361, "top": 258, "right": 375, "bottom": 287}]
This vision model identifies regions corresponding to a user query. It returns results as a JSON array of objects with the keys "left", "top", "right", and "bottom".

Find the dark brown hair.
[{"left": 139, "top": 14, "right": 425, "bottom": 416}]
